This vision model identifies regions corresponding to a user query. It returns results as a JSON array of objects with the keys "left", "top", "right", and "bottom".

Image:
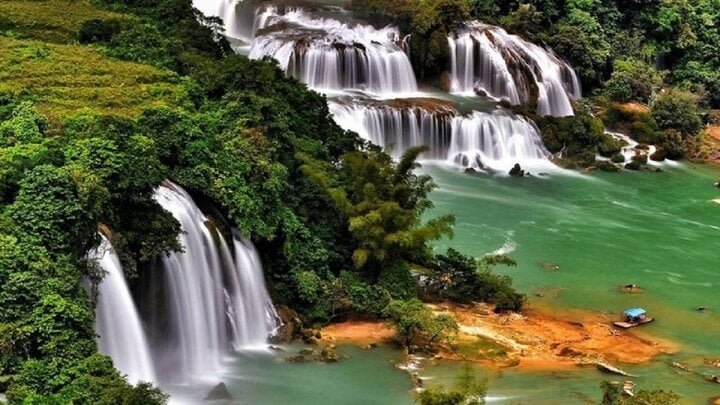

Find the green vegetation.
[
  {"left": 600, "top": 381, "right": 680, "bottom": 405},
  {"left": 0, "top": 36, "right": 186, "bottom": 120},
  {"left": 383, "top": 298, "right": 458, "bottom": 348},
  {"left": 418, "top": 365, "right": 487, "bottom": 405},
  {"left": 0, "top": 0, "right": 527, "bottom": 401},
  {"left": 421, "top": 248, "right": 526, "bottom": 313}
]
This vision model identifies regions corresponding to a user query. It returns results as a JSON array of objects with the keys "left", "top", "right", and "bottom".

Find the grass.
[
  {"left": 0, "top": 36, "right": 187, "bottom": 120},
  {"left": 0, "top": 0, "right": 125, "bottom": 43}
]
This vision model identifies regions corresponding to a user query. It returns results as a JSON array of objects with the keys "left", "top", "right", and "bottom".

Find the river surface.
[
  {"left": 420, "top": 162, "right": 720, "bottom": 404},
  {"left": 168, "top": 165, "right": 719, "bottom": 405}
]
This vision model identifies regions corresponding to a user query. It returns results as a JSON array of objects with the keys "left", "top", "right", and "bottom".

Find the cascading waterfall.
[
  {"left": 329, "top": 101, "right": 549, "bottom": 171},
  {"left": 153, "top": 181, "right": 278, "bottom": 382},
  {"left": 448, "top": 22, "right": 581, "bottom": 117},
  {"left": 248, "top": 7, "right": 417, "bottom": 94},
  {"left": 92, "top": 235, "right": 156, "bottom": 385}
]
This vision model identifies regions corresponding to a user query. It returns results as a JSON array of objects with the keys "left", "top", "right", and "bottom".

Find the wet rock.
[
  {"left": 464, "top": 167, "right": 477, "bottom": 174},
  {"left": 509, "top": 163, "right": 525, "bottom": 177},
  {"left": 619, "top": 284, "right": 642, "bottom": 294},
  {"left": 299, "top": 348, "right": 316, "bottom": 356},
  {"left": 318, "top": 348, "right": 340, "bottom": 363},
  {"left": 285, "top": 354, "right": 308, "bottom": 363},
  {"left": 270, "top": 305, "right": 303, "bottom": 344},
  {"left": 538, "top": 172, "right": 550, "bottom": 176},
  {"left": 705, "top": 375, "right": 720, "bottom": 384},
  {"left": 539, "top": 261, "right": 559, "bottom": 271},
  {"left": 558, "top": 347, "right": 583, "bottom": 358},
  {"left": 709, "top": 396, "right": 720, "bottom": 405},
  {"left": 671, "top": 362, "right": 690, "bottom": 372},
  {"left": 596, "top": 160, "right": 621, "bottom": 172},
  {"left": 714, "top": 180, "right": 720, "bottom": 188},
  {"left": 698, "top": 306, "right": 708, "bottom": 312},
  {"left": 362, "top": 342, "right": 378, "bottom": 350},
  {"left": 410, "top": 372, "right": 423, "bottom": 388},
  {"left": 439, "top": 72, "right": 452, "bottom": 92},
  {"left": 204, "top": 382, "right": 233, "bottom": 401},
  {"left": 268, "top": 345, "right": 285, "bottom": 352}
]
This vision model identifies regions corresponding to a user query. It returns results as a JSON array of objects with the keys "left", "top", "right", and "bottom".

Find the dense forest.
[{"left": 0, "top": 0, "right": 717, "bottom": 403}]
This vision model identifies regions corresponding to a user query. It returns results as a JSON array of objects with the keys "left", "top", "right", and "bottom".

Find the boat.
[{"left": 613, "top": 308, "right": 654, "bottom": 329}]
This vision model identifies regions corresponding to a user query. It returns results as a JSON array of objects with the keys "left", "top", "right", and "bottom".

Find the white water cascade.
[
  {"left": 248, "top": 7, "right": 417, "bottom": 95},
  {"left": 448, "top": 22, "right": 581, "bottom": 117},
  {"left": 192, "top": 0, "right": 277, "bottom": 42},
  {"left": 330, "top": 101, "right": 549, "bottom": 171},
  {"left": 93, "top": 235, "right": 156, "bottom": 385},
  {"left": 153, "top": 181, "right": 279, "bottom": 382}
]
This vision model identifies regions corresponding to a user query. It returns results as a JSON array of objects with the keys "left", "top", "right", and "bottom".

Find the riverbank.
[{"left": 320, "top": 303, "right": 675, "bottom": 372}]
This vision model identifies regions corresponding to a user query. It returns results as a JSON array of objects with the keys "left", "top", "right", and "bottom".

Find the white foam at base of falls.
[{"left": 93, "top": 235, "right": 156, "bottom": 385}]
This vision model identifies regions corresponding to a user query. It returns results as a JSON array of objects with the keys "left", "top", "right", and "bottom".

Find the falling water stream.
[{"left": 92, "top": 235, "right": 156, "bottom": 385}]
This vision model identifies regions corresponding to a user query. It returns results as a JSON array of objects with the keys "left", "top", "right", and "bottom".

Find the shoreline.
[{"left": 320, "top": 302, "right": 676, "bottom": 372}]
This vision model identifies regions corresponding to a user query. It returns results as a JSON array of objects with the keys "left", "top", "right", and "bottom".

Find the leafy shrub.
[
  {"left": 78, "top": 18, "right": 124, "bottom": 43},
  {"left": 651, "top": 88, "right": 703, "bottom": 138},
  {"left": 603, "top": 59, "right": 663, "bottom": 103}
]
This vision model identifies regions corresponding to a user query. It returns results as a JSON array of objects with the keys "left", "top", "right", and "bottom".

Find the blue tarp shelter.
[{"left": 623, "top": 308, "right": 646, "bottom": 321}]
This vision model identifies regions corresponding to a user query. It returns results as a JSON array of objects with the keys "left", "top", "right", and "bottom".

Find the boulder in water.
[
  {"left": 713, "top": 180, "right": 720, "bottom": 188},
  {"left": 318, "top": 347, "right": 340, "bottom": 363},
  {"left": 204, "top": 382, "right": 233, "bottom": 401},
  {"left": 509, "top": 163, "right": 525, "bottom": 177},
  {"left": 270, "top": 305, "right": 303, "bottom": 344}
]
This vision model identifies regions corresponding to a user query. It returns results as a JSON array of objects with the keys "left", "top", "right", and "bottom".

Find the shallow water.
[{"left": 167, "top": 344, "right": 413, "bottom": 404}]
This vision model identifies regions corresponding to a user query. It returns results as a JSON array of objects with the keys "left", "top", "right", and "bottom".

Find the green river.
[{"left": 178, "top": 164, "right": 719, "bottom": 404}]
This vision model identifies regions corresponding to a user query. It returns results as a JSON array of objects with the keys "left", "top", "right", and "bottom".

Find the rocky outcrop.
[
  {"left": 270, "top": 305, "right": 303, "bottom": 344},
  {"left": 204, "top": 382, "right": 233, "bottom": 401}
]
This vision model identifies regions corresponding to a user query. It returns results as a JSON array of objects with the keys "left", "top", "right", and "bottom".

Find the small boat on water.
[{"left": 613, "top": 308, "right": 654, "bottom": 329}]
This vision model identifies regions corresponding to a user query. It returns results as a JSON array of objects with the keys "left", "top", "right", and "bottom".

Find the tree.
[
  {"left": 651, "top": 88, "right": 703, "bottom": 138},
  {"left": 418, "top": 365, "right": 488, "bottom": 405},
  {"left": 301, "top": 146, "right": 454, "bottom": 298},
  {"left": 383, "top": 299, "right": 458, "bottom": 347}
]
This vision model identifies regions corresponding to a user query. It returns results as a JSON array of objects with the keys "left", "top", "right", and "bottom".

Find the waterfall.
[
  {"left": 329, "top": 101, "right": 548, "bottom": 171},
  {"left": 152, "top": 181, "right": 278, "bottom": 382},
  {"left": 448, "top": 22, "right": 581, "bottom": 117},
  {"left": 248, "top": 7, "right": 418, "bottom": 95},
  {"left": 93, "top": 235, "right": 156, "bottom": 385}
]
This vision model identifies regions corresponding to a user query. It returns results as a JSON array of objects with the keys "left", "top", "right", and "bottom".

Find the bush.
[
  {"left": 383, "top": 298, "right": 458, "bottom": 347},
  {"left": 78, "top": 18, "right": 124, "bottom": 43},
  {"left": 423, "top": 249, "right": 525, "bottom": 313},
  {"left": 651, "top": 88, "right": 703, "bottom": 138},
  {"left": 418, "top": 365, "right": 487, "bottom": 405},
  {"left": 603, "top": 59, "right": 663, "bottom": 103}
]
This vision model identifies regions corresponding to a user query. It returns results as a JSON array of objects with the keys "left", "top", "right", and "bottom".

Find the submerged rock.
[{"left": 204, "top": 382, "right": 233, "bottom": 401}]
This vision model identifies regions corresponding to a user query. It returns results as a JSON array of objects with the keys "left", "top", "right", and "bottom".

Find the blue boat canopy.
[{"left": 623, "top": 308, "right": 646, "bottom": 318}]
